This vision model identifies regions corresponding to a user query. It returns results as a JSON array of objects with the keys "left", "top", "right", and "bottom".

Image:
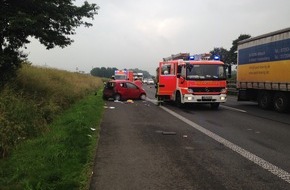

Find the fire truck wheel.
[
  {"left": 210, "top": 103, "right": 220, "bottom": 109},
  {"left": 175, "top": 92, "right": 183, "bottom": 108},
  {"left": 114, "top": 93, "right": 121, "bottom": 101}
]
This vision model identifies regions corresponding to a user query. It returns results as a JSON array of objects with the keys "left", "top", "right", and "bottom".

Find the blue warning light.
[
  {"left": 214, "top": 55, "right": 220, "bottom": 60},
  {"left": 189, "top": 55, "right": 195, "bottom": 60}
]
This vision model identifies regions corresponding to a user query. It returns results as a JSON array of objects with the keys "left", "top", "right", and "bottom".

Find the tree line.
[{"left": 90, "top": 67, "right": 117, "bottom": 78}]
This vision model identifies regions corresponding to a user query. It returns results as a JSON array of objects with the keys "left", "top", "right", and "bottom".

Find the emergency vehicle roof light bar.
[
  {"left": 189, "top": 55, "right": 195, "bottom": 60},
  {"left": 189, "top": 53, "right": 211, "bottom": 61},
  {"left": 163, "top": 53, "right": 220, "bottom": 61},
  {"left": 213, "top": 55, "right": 220, "bottom": 60}
]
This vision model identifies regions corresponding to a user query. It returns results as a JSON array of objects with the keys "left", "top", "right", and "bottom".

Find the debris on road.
[
  {"left": 126, "top": 99, "right": 134, "bottom": 103},
  {"left": 162, "top": 131, "right": 177, "bottom": 135}
]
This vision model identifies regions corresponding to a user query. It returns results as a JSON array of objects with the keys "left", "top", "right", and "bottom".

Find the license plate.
[{"left": 202, "top": 96, "right": 212, "bottom": 100}]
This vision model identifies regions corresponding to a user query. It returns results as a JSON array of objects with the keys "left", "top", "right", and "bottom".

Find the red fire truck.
[
  {"left": 114, "top": 70, "right": 134, "bottom": 81},
  {"left": 156, "top": 53, "right": 229, "bottom": 109}
]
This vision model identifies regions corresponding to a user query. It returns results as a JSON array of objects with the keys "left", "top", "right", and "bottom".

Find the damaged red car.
[{"left": 103, "top": 80, "right": 146, "bottom": 101}]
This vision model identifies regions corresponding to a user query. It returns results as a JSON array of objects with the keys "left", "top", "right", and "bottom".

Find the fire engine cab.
[
  {"left": 156, "top": 53, "right": 229, "bottom": 109},
  {"left": 113, "top": 70, "right": 134, "bottom": 81}
]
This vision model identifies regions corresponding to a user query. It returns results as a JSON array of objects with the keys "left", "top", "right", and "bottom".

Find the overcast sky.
[{"left": 25, "top": 0, "right": 290, "bottom": 75}]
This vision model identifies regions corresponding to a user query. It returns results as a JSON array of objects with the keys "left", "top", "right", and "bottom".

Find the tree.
[
  {"left": 0, "top": 0, "right": 99, "bottom": 85},
  {"left": 228, "top": 34, "right": 251, "bottom": 65},
  {"left": 209, "top": 47, "right": 230, "bottom": 64},
  {"left": 90, "top": 67, "right": 117, "bottom": 78}
]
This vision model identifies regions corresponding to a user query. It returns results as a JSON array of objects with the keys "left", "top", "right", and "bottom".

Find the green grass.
[
  {"left": 0, "top": 64, "right": 105, "bottom": 189},
  {"left": 0, "top": 92, "right": 104, "bottom": 190},
  {"left": 0, "top": 64, "right": 103, "bottom": 157}
]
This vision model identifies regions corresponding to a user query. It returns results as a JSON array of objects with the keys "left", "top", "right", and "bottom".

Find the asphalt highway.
[{"left": 90, "top": 84, "right": 290, "bottom": 190}]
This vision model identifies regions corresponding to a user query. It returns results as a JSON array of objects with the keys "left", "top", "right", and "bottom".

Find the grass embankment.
[{"left": 0, "top": 64, "right": 104, "bottom": 189}]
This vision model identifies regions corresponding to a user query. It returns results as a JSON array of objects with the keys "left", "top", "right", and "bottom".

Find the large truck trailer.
[{"left": 237, "top": 27, "right": 290, "bottom": 112}]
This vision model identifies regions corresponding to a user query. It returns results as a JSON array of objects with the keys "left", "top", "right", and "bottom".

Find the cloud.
[{"left": 26, "top": 0, "right": 290, "bottom": 75}]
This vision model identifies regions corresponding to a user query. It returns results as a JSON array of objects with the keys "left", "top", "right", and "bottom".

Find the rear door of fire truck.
[{"left": 156, "top": 61, "right": 177, "bottom": 101}]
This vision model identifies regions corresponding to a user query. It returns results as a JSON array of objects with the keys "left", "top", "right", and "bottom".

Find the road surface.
[{"left": 90, "top": 84, "right": 290, "bottom": 190}]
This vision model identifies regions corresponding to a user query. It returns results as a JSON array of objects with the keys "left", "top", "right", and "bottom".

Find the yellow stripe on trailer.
[{"left": 237, "top": 60, "right": 290, "bottom": 82}]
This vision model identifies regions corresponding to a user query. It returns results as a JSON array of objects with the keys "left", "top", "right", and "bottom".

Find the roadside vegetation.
[
  {"left": 0, "top": 64, "right": 104, "bottom": 189},
  {"left": 227, "top": 71, "right": 237, "bottom": 95}
]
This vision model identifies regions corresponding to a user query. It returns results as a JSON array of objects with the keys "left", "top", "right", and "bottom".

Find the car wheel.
[
  {"left": 114, "top": 93, "right": 121, "bottom": 101},
  {"left": 140, "top": 93, "right": 146, "bottom": 100}
]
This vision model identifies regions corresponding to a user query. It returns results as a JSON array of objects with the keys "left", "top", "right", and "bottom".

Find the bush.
[{"left": 0, "top": 87, "right": 46, "bottom": 157}]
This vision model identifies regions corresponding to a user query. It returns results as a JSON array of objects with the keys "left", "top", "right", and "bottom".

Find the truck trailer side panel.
[
  {"left": 238, "top": 35, "right": 290, "bottom": 83},
  {"left": 237, "top": 28, "right": 290, "bottom": 112}
]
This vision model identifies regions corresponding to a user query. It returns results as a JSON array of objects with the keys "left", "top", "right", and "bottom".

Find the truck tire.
[
  {"left": 273, "top": 92, "right": 289, "bottom": 112},
  {"left": 258, "top": 91, "right": 273, "bottom": 109},
  {"left": 175, "top": 92, "right": 183, "bottom": 108}
]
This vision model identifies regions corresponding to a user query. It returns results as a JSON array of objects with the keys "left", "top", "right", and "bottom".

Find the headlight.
[
  {"left": 187, "top": 88, "right": 193, "bottom": 93},
  {"left": 187, "top": 97, "right": 193, "bottom": 100}
]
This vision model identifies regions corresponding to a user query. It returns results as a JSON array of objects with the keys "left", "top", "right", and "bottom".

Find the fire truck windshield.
[
  {"left": 186, "top": 64, "right": 226, "bottom": 80},
  {"left": 114, "top": 75, "right": 127, "bottom": 80}
]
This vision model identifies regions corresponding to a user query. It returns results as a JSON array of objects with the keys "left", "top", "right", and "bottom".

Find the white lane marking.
[
  {"left": 220, "top": 105, "right": 247, "bottom": 113},
  {"left": 158, "top": 104, "right": 290, "bottom": 184},
  {"left": 145, "top": 97, "right": 247, "bottom": 113}
]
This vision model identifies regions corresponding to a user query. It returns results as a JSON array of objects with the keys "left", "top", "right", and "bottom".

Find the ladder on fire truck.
[{"left": 163, "top": 52, "right": 212, "bottom": 61}]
